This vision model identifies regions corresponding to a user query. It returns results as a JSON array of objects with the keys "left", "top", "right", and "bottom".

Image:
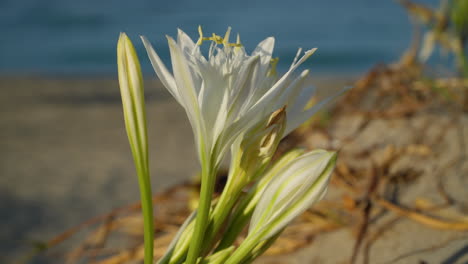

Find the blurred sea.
[{"left": 0, "top": 0, "right": 440, "bottom": 76}]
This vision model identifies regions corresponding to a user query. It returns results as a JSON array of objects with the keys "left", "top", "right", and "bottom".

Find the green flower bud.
[{"left": 224, "top": 150, "right": 336, "bottom": 264}]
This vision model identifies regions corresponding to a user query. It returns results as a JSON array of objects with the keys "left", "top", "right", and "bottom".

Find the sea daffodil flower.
[
  {"left": 141, "top": 27, "right": 340, "bottom": 264},
  {"left": 141, "top": 27, "right": 324, "bottom": 166}
]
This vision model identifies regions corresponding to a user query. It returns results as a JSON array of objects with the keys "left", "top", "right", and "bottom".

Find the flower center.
[{"left": 196, "top": 26, "right": 242, "bottom": 48}]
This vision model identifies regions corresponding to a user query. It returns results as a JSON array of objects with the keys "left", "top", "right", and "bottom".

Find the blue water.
[{"left": 0, "top": 0, "right": 439, "bottom": 75}]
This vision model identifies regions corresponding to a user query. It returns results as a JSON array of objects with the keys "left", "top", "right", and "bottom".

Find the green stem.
[
  {"left": 209, "top": 186, "right": 239, "bottom": 237},
  {"left": 239, "top": 231, "right": 282, "bottom": 264},
  {"left": 223, "top": 235, "right": 259, "bottom": 264},
  {"left": 163, "top": 172, "right": 241, "bottom": 263},
  {"left": 214, "top": 200, "right": 253, "bottom": 252},
  {"left": 203, "top": 171, "right": 244, "bottom": 250},
  {"left": 215, "top": 178, "right": 260, "bottom": 252},
  {"left": 157, "top": 211, "right": 196, "bottom": 264},
  {"left": 167, "top": 220, "right": 194, "bottom": 263},
  {"left": 136, "top": 163, "right": 154, "bottom": 264},
  {"left": 186, "top": 158, "right": 215, "bottom": 264}
]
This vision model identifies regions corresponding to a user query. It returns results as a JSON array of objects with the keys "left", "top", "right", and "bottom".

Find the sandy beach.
[
  {"left": 3, "top": 72, "right": 467, "bottom": 264},
  {"left": 0, "top": 75, "right": 353, "bottom": 263}
]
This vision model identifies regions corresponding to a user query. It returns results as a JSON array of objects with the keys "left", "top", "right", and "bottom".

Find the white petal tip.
[
  {"left": 305, "top": 48, "right": 318, "bottom": 56},
  {"left": 300, "top": 69, "right": 310, "bottom": 77}
]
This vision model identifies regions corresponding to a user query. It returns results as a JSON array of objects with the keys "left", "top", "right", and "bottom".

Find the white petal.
[
  {"left": 272, "top": 69, "right": 310, "bottom": 111},
  {"left": 227, "top": 56, "right": 261, "bottom": 119},
  {"left": 167, "top": 36, "right": 209, "bottom": 158},
  {"left": 285, "top": 86, "right": 351, "bottom": 135},
  {"left": 167, "top": 36, "right": 199, "bottom": 115},
  {"left": 288, "top": 85, "right": 316, "bottom": 117},
  {"left": 252, "top": 37, "right": 275, "bottom": 82},
  {"left": 290, "top": 48, "right": 303, "bottom": 70},
  {"left": 141, "top": 36, "right": 181, "bottom": 104},
  {"left": 177, "top": 28, "right": 197, "bottom": 55},
  {"left": 197, "top": 65, "right": 227, "bottom": 144},
  {"left": 244, "top": 48, "right": 318, "bottom": 122},
  {"left": 176, "top": 29, "right": 204, "bottom": 96}
]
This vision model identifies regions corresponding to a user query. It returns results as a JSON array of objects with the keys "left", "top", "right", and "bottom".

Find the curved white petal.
[
  {"left": 167, "top": 36, "right": 200, "bottom": 117},
  {"left": 177, "top": 28, "right": 197, "bottom": 55},
  {"left": 272, "top": 69, "right": 310, "bottom": 111},
  {"left": 285, "top": 86, "right": 350, "bottom": 135},
  {"left": 242, "top": 48, "right": 318, "bottom": 123},
  {"left": 252, "top": 37, "right": 275, "bottom": 84},
  {"left": 141, "top": 36, "right": 181, "bottom": 104},
  {"left": 288, "top": 85, "right": 316, "bottom": 118},
  {"left": 167, "top": 36, "right": 208, "bottom": 158},
  {"left": 227, "top": 56, "right": 261, "bottom": 120}
]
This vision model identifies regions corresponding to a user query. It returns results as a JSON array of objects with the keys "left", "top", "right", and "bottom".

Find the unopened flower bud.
[
  {"left": 224, "top": 150, "right": 336, "bottom": 264},
  {"left": 237, "top": 106, "right": 286, "bottom": 182},
  {"left": 249, "top": 150, "right": 336, "bottom": 240}
]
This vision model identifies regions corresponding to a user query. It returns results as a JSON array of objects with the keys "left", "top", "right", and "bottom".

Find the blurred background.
[
  {"left": 3, "top": 0, "right": 458, "bottom": 263},
  {"left": 0, "top": 0, "right": 442, "bottom": 75}
]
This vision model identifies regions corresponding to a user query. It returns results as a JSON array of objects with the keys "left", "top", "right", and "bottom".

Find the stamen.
[
  {"left": 230, "top": 33, "right": 243, "bottom": 51},
  {"left": 227, "top": 43, "right": 243, "bottom": 47},
  {"left": 211, "top": 33, "right": 224, "bottom": 44},
  {"left": 196, "top": 26, "right": 243, "bottom": 48},
  {"left": 197, "top": 26, "right": 219, "bottom": 45},
  {"left": 196, "top": 25, "right": 204, "bottom": 45}
]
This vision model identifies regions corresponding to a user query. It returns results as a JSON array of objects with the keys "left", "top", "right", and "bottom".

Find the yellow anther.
[
  {"left": 268, "top": 57, "right": 279, "bottom": 77},
  {"left": 230, "top": 33, "right": 243, "bottom": 50},
  {"left": 196, "top": 26, "right": 243, "bottom": 48},
  {"left": 227, "top": 43, "right": 243, "bottom": 47},
  {"left": 196, "top": 26, "right": 215, "bottom": 46},
  {"left": 225, "top": 29, "right": 242, "bottom": 47},
  {"left": 210, "top": 33, "right": 224, "bottom": 44},
  {"left": 196, "top": 25, "right": 204, "bottom": 45}
]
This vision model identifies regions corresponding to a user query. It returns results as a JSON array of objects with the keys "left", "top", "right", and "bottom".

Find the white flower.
[{"left": 141, "top": 27, "right": 326, "bottom": 165}]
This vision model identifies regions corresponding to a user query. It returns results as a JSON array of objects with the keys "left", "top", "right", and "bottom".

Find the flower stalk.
[{"left": 186, "top": 156, "right": 216, "bottom": 264}]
